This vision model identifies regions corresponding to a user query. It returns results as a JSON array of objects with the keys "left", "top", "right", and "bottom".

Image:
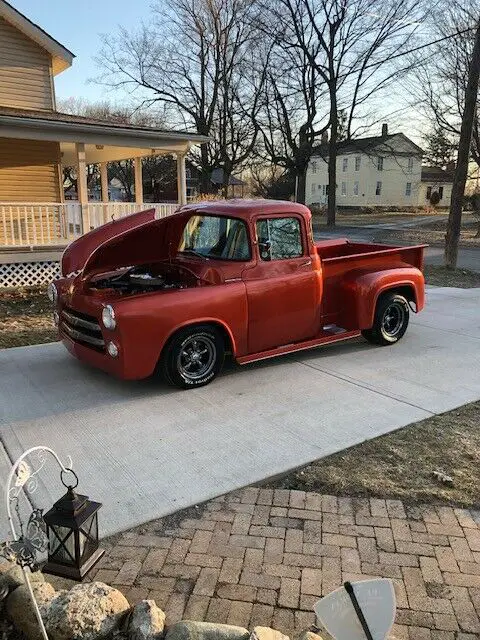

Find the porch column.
[
  {"left": 177, "top": 153, "right": 187, "bottom": 205},
  {"left": 100, "top": 162, "right": 109, "bottom": 223},
  {"left": 75, "top": 142, "right": 89, "bottom": 233},
  {"left": 134, "top": 157, "right": 143, "bottom": 204}
]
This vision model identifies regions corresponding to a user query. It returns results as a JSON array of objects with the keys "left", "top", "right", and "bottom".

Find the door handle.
[{"left": 299, "top": 259, "right": 312, "bottom": 268}]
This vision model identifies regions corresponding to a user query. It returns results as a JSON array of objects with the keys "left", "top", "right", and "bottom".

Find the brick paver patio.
[{"left": 82, "top": 489, "right": 480, "bottom": 640}]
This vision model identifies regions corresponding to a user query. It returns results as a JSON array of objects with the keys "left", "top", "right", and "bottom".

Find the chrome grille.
[{"left": 61, "top": 308, "right": 105, "bottom": 351}]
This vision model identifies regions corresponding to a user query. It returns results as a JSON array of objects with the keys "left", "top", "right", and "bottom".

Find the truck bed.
[{"left": 315, "top": 238, "right": 425, "bottom": 276}]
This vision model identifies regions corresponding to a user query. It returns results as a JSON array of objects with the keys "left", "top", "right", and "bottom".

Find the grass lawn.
[
  {"left": 263, "top": 400, "right": 480, "bottom": 509},
  {"left": 0, "top": 286, "right": 56, "bottom": 348},
  {"left": 373, "top": 216, "right": 480, "bottom": 248},
  {"left": 313, "top": 210, "right": 431, "bottom": 227}
]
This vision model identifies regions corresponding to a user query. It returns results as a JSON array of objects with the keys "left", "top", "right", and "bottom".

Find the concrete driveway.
[{"left": 1, "top": 286, "right": 480, "bottom": 541}]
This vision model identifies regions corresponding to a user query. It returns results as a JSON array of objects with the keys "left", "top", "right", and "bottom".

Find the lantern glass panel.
[
  {"left": 49, "top": 525, "right": 76, "bottom": 564},
  {"left": 79, "top": 513, "right": 98, "bottom": 560}
]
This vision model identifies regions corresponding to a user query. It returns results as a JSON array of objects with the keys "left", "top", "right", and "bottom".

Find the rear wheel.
[
  {"left": 161, "top": 325, "right": 225, "bottom": 389},
  {"left": 362, "top": 293, "right": 410, "bottom": 346}
]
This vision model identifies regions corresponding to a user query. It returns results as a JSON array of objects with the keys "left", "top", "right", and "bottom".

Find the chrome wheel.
[
  {"left": 382, "top": 302, "right": 406, "bottom": 338},
  {"left": 177, "top": 335, "right": 216, "bottom": 381}
]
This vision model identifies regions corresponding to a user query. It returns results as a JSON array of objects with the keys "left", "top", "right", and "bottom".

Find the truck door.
[{"left": 243, "top": 215, "right": 320, "bottom": 354}]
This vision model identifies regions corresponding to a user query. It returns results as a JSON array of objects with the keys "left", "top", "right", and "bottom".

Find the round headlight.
[
  {"left": 102, "top": 305, "right": 116, "bottom": 330},
  {"left": 47, "top": 282, "right": 57, "bottom": 303}
]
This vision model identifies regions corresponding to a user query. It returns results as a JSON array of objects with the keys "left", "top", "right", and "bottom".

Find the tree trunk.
[
  {"left": 327, "top": 89, "right": 338, "bottom": 227},
  {"left": 199, "top": 143, "right": 211, "bottom": 194},
  {"left": 296, "top": 167, "right": 307, "bottom": 204},
  {"left": 445, "top": 20, "right": 480, "bottom": 268}
]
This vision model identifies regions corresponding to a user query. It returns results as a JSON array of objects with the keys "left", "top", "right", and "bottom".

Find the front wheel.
[
  {"left": 160, "top": 325, "right": 225, "bottom": 389},
  {"left": 362, "top": 293, "right": 410, "bottom": 346}
]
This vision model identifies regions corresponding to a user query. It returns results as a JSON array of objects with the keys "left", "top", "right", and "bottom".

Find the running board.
[{"left": 236, "top": 330, "right": 361, "bottom": 365}]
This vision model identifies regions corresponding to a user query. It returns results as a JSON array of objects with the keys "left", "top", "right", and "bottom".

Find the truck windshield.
[{"left": 178, "top": 215, "right": 251, "bottom": 261}]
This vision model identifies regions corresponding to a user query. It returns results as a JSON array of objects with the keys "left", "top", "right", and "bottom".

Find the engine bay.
[{"left": 90, "top": 264, "right": 196, "bottom": 295}]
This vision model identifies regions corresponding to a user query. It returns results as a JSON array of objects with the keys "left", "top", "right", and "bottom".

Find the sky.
[
  {"left": 9, "top": 0, "right": 427, "bottom": 143},
  {"left": 10, "top": 0, "right": 150, "bottom": 102}
]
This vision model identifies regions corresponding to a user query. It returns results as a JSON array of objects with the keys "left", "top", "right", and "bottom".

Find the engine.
[{"left": 91, "top": 266, "right": 188, "bottom": 295}]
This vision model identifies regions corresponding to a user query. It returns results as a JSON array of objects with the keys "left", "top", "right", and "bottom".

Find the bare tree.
[
  {"left": 261, "top": 0, "right": 427, "bottom": 223},
  {"left": 413, "top": 3, "right": 480, "bottom": 266},
  {"left": 445, "top": 17, "right": 480, "bottom": 268},
  {"left": 95, "top": 0, "right": 263, "bottom": 196},
  {"left": 252, "top": 38, "right": 330, "bottom": 204}
]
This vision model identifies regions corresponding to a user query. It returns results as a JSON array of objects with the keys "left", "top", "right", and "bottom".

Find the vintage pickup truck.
[{"left": 49, "top": 200, "right": 425, "bottom": 389}]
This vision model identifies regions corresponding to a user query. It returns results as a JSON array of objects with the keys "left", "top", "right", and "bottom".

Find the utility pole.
[{"left": 445, "top": 18, "right": 480, "bottom": 268}]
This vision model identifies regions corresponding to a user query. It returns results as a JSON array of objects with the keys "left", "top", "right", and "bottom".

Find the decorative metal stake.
[{"left": 2, "top": 446, "right": 76, "bottom": 640}]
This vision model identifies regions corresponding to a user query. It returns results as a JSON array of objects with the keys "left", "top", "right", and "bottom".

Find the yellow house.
[{"left": 0, "top": 0, "right": 207, "bottom": 247}]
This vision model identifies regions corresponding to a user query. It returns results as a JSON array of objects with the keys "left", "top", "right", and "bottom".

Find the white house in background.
[
  {"left": 306, "top": 125, "right": 424, "bottom": 209},
  {"left": 419, "top": 166, "right": 454, "bottom": 208}
]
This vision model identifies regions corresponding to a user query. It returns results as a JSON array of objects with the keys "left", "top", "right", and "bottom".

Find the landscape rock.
[
  {"left": 45, "top": 581, "right": 130, "bottom": 640},
  {"left": 6, "top": 580, "right": 56, "bottom": 640},
  {"left": 250, "top": 628, "right": 290, "bottom": 640},
  {"left": 166, "top": 621, "right": 250, "bottom": 640},
  {"left": 0, "top": 563, "right": 45, "bottom": 591},
  {"left": 297, "top": 631, "right": 324, "bottom": 640},
  {"left": 128, "top": 599, "right": 166, "bottom": 640}
]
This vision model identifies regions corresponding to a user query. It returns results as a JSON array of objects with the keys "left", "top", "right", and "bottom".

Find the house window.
[
  {"left": 355, "top": 156, "right": 361, "bottom": 171},
  {"left": 342, "top": 158, "right": 348, "bottom": 172},
  {"left": 439, "top": 186, "right": 444, "bottom": 199},
  {"left": 256, "top": 217, "right": 303, "bottom": 261},
  {"left": 405, "top": 182, "right": 412, "bottom": 196},
  {"left": 407, "top": 157, "right": 414, "bottom": 173},
  {"left": 426, "top": 186, "right": 432, "bottom": 200},
  {"left": 377, "top": 157, "right": 384, "bottom": 171},
  {"left": 311, "top": 183, "right": 316, "bottom": 193},
  {"left": 376, "top": 181, "right": 382, "bottom": 196},
  {"left": 311, "top": 161, "right": 317, "bottom": 174},
  {"left": 341, "top": 182, "right": 347, "bottom": 195},
  {"left": 353, "top": 181, "right": 359, "bottom": 196}
]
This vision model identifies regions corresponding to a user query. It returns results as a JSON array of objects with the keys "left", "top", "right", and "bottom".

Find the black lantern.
[{"left": 42, "top": 470, "right": 104, "bottom": 580}]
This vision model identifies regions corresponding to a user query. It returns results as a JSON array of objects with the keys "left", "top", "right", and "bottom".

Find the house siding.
[
  {"left": 418, "top": 182, "right": 452, "bottom": 207},
  {"left": 0, "top": 137, "right": 61, "bottom": 201},
  {"left": 307, "top": 147, "right": 422, "bottom": 209},
  {"left": 0, "top": 16, "right": 54, "bottom": 111}
]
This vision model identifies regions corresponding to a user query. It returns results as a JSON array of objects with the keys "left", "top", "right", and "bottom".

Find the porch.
[
  {"left": 0, "top": 106, "right": 209, "bottom": 248},
  {"left": 0, "top": 201, "right": 178, "bottom": 247}
]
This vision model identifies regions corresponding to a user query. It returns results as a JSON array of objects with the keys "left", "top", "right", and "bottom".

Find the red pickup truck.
[{"left": 50, "top": 200, "right": 425, "bottom": 389}]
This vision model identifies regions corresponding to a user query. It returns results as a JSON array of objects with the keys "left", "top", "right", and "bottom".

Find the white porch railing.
[{"left": 0, "top": 202, "right": 179, "bottom": 248}]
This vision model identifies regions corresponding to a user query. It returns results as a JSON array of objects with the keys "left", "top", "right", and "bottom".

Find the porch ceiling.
[
  {"left": 59, "top": 142, "right": 176, "bottom": 165},
  {"left": 0, "top": 107, "right": 209, "bottom": 161}
]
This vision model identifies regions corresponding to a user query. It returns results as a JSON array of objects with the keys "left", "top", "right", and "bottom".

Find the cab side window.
[{"left": 256, "top": 217, "right": 303, "bottom": 261}]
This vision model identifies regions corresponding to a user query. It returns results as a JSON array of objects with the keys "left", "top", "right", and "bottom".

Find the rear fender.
[{"left": 341, "top": 266, "right": 425, "bottom": 330}]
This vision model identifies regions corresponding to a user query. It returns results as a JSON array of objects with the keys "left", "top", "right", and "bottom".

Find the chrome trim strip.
[
  {"left": 62, "top": 322, "right": 105, "bottom": 347},
  {"left": 62, "top": 310, "right": 100, "bottom": 332}
]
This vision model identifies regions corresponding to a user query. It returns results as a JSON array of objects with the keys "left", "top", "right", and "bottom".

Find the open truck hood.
[
  {"left": 62, "top": 208, "right": 190, "bottom": 279},
  {"left": 62, "top": 208, "right": 157, "bottom": 276}
]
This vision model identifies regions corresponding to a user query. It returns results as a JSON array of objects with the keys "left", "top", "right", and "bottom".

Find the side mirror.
[{"left": 258, "top": 239, "right": 271, "bottom": 260}]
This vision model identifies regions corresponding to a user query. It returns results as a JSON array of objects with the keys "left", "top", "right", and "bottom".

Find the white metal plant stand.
[{"left": 2, "top": 446, "right": 76, "bottom": 640}]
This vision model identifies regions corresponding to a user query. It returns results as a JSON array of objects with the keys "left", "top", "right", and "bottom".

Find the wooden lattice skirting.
[{"left": 0, "top": 261, "right": 61, "bottom": 288}]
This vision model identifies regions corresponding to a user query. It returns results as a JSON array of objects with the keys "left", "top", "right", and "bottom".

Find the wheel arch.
[
  {"left": 347, "top": 268, "right": 424, "bottom": 331},
  {"left": 159, "top": 318, "right": 236, "bottom": 364},
  {"left": 375, "top": 282, "right": 418, "bottom": 310}
]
